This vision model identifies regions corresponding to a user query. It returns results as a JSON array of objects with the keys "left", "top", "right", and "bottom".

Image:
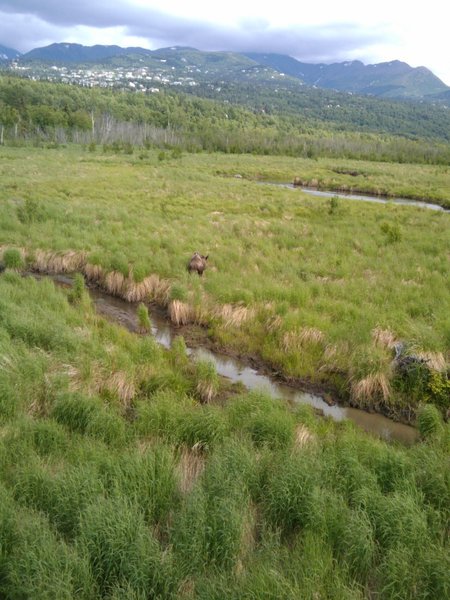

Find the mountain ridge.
[
  {"left": 3, "top": 42, "right": 449, "bottom": 100},
  {"left": 244, "top": 53, "right": 448, "bottom": 98}
]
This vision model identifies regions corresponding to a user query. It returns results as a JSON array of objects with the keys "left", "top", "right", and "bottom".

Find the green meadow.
[
  {"left": 0, "top": 145, "right": 449, "bottom": 417},
  {"left": 0, "top": 270, "right": 449, "bottom": 599}
]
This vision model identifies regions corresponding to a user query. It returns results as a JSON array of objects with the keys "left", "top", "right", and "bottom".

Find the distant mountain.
[
  {"left": 19, "top": 43, "right": 286, "bottom": 83},
  {"left": 22, "top": 43, "right": 264, "bottom": 71},
  {"left": 0, "top": 44, "right": 21, "bottom": 61},
  {"left": 21, "top": 42, "right": 153, "bottom": 63},
  {"left": 244, "top": 53, "right": 448, "bottom": 99},
  {"left": 13, "top": 43, "right": 450, "bottom": 100}
]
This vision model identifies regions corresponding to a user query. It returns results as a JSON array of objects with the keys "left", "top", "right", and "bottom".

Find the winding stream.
[
  {"left": 262, "top": 182, "right": 449, "bottom": 212},
  {"left": 49, "top": 275, "right": 418, "bottom": 445}
]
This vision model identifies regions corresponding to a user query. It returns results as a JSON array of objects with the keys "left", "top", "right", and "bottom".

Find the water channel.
[
  {"left": 49, "top": 275, "right": 418, "bottom": 446},
  {"left": 262, "top": 182, "right": 449, "bottom": 212}
]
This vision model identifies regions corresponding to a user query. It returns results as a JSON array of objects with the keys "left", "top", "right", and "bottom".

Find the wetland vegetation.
[
  {"left": 0, "top": 271, "right": 448, "bottom": 599},
  {"left": 1, "top": 146, "right": 448, "bottom": 419},
  {"left": 0, "top": 76, "right": 449, "bottom": 598}
]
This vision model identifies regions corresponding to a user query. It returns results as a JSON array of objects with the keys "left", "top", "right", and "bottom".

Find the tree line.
[{"left": 0, "top": 75, "right": 449, "bottom": 164}]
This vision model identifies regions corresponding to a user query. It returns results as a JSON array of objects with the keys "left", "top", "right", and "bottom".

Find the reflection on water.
[{"left": 87, "top": 283, "right": 418, "bottom": 445}]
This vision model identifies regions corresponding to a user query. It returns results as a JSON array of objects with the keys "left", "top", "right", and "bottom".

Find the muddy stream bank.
[{"left": 40, "top": 273, "right": 419, "bottom": 445}]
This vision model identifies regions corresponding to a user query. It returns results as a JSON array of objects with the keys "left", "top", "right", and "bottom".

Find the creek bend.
[
  {"left": 260, "top": 182, "right": 449, "bottom": 212},
  {"left": 42, "top": 273, "right": 419, "bottom": 446}
]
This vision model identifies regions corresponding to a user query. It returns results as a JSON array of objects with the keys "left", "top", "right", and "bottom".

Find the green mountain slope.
[
  {"left": 18, "top": 43, "right": 449, "bottom": 100},
  {"left": 245, "top": 53, "right": 449, "bottom": 99}
]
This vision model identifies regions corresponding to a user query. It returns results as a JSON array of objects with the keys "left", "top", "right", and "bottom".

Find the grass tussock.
[
  {"left": 146, "top": 274, "right": 172, "bottom": 306},
  {"left": 177, "top": 447, "right": 205, "bottom": 494},
  {"left": 168, "top": 300, "right": 194, "bottom": 326},
  {"left": 282, "top": 327, "right": 325, "bottom": 351},
  {"left": 216, "top": 304, "right": 255, "bottom": 328},
  {"left": 417, "top": 404, "right": 444, "bottom": 439},
  {"left": 2, "top": 247, "right": 26, "bottom": 270},
  {"left": 136, "top": 302, "right": 152, "bottom": 333},
  {"left": 194, "top": 360, "right": 220, "bottom": 403},
  {"left": 351, "top": 372, "right": 392, "bottom": 406},
  {"left": 372, "top": 326, "right": 399, "bottom": 350},
  {"left": 294, "top": 424, "right": 316, "bottom": 449},
  {"left": 33, "top": 249, "right": 87, "bottom": 273},
  {"left": 123, "top": 277, "right": 155, "bottom": 302},
  {"left": 104, "top": 270, "right": 127, "bottom": 297},
  {"left": 83, "top": 262, "right": 105, "bottom": 282},
  {"left": 105, "top": 371, "right": 136, "bottom": 408},
  {"left": 0, "top": 245, "right": 27, "bottom": 266}
]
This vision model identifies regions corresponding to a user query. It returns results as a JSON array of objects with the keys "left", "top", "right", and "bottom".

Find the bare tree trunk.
[{"left": 0, "top": 125, "right": 4, "bottom": 145}]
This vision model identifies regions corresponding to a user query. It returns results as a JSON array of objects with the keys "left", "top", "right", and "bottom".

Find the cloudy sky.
[{"left": 0, "top": 0, "right": 449, "bottom": 85}]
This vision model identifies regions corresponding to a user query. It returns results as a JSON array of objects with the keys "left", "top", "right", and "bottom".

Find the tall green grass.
[
  {"left": 0, "top": 146, "right": 448, "bottom": 414},
  {"left": 0, "top": 216, "right": 448, "bottom": 599}
]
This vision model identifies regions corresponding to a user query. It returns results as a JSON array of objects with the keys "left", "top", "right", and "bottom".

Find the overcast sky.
[{"left": 0, "top": 0, "right": 449, "bottom": 85}]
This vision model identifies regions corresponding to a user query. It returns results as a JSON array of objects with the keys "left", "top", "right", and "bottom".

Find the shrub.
[{"left": 426, "top": 371, "right": 450, "bottom": 411}]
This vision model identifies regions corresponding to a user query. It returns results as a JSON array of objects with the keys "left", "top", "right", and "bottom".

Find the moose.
[{"left": 187, "top": 252, "right": 208, "bottom": 276}]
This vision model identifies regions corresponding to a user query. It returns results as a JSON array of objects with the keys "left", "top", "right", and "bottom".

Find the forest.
[{"left": 1, "top": 75, "right": 450, "bottom": 164}]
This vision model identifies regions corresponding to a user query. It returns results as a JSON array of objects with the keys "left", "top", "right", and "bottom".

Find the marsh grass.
[
  {"left": 228, "top": 392, "right": 296, "bottom": 450},
  {"left": 0, "top": 149, "right": 449, "bottom": 598},
  {"left": 78, "top": 495, "right": 173, "bottom": 597},
  {"left": 0, "top": 507, "right": 95, "bottom": 600},
  {"left": 177, "top": 446, "right": 205, "bottom": 495},
  {"left": 417, "top": 404, "right": 444, "bottom": 440},
  {"left": 137, "top": 302, "right": 152, "bottom": 332},
  {"left": 68, "top": 272, "right": 86, "bottom": 304},
  {"left": 2, "top": 247, "right": 25, "bottom": 270},
  {"left": 168, "top": 299, "right": 194, "bottom": 326},
  {"left": 1, "top": 146, "right": 447, "bottom": 412},
  {"left": 194, "top": 359, "right": 220, "bottom": 403}
]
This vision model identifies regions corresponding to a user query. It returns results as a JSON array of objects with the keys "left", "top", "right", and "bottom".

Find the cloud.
[{"left": 0, "top": 0, "right": 392, "bottom": 64}]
